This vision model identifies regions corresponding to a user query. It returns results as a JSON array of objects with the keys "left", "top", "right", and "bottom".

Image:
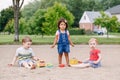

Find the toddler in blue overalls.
[{"left": 51, "top": 18, "right": 74, "bottom": 67}]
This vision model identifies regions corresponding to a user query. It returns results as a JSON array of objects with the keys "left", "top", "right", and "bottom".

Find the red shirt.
[{"left": 89, "top": 49, "right": 101, "bottom": 61}]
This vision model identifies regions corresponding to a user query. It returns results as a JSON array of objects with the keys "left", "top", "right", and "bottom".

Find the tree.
[
  {"left": 4, "top": 18, "right": 27, "bottom": 35},
  {"left": 12, "top": 0, "right": 24, "bottom": 42},
  {"left": 27, "top": 9, "right": 46, "bottom": 36},
  {"left": 101, "top": 0, "right": 120, "bottom": 10},
  {"left": 39, "top": 0, "right": 69, "bottom": 9},
  {"left": 67, "top": 0, "right": 83, "bottom": 27},
  {"left": 42, "top": 2, "right": 74, "bottom": 35},
  {"left": 21, "top": 0, "right": 41, "bottom": 20},
  {"left": 21, "top": 0, "right": 120, "bottom": 28},
  {"left": 4, "top": 19, "right": 14, "bottom": 34},
  {"left": 0, "top": 6, "right": 14, "bottom": 32},
  {"left": 19, "top": 18, "right": 28, "bottom": 34},
  {"left": 94, "top": 11, "right": 119, "bottom": 38}
]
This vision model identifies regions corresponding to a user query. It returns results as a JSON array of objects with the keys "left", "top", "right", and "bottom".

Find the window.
[{"left": 84, "top": 16, "right": 86, "bottom": 20}]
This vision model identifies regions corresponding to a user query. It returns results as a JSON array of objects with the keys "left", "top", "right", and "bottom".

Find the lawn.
[{"left": 0, "top": 34, "right": 120, "bottom": 45}]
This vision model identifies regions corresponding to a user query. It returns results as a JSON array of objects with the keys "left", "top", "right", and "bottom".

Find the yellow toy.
[
  {"left": 70, "top": 57, "right": 79, "bottom": 65},
  {"left": 37, "top": 60, "right": 46, "bottom": 68}
]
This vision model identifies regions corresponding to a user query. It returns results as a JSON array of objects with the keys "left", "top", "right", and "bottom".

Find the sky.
[{"left": 0, "top": 0, "right": 34, "bottom": 11}]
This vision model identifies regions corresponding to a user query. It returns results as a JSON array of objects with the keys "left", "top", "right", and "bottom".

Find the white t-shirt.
[
  {"left": 55, "top": 30, "right": 69, "bottom": 42},
  {"left": 55, "top": 30, "right": 69, "bottom": 36},
  {"left": 15, "top": 47, "right": 35, "bottom": 60}
]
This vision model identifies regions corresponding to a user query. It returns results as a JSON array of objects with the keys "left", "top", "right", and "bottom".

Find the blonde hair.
[
  {"left": 22, "top": 36, "right": 32, "bottom": 43},
  {"left": 88, "top": 38, "right": 98, "bottom": 44}
]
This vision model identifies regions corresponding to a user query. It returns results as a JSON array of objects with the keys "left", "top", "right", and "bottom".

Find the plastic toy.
[
  {"left": 69, "top": 57, "right": 79, "bottom": 65},
  {"left": 59, "top": 64, "right": 65, "bottom": 68},
  {"left": 46, "top": 63, "right": 53, "bottom": 68},
  {"left": 37, "top": 60, "right": 46, "bottom": 68}
]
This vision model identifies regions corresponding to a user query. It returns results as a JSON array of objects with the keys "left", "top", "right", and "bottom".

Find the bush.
[
  {"left": 85, "top": 30, "right": 94, "bottom": 35},
  {"left": 69, "top": 28, "right": 85, "bottom": 35}
]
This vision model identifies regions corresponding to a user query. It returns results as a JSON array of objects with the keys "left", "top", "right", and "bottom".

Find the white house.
[
  {"left": 106, "top": 5, "right": 120, "bottom": 22},
  {"left": 79, "top": 11, "right": 111, "bottom": 32}
]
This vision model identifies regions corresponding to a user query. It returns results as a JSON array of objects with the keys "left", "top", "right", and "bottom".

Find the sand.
[{"left": 0, "top": 45, "right": 120, "bottom": 80}]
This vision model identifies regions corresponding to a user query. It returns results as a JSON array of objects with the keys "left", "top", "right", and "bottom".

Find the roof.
[
  {"left": 85, "top": 11, "right": 101, "bottom": 22},
  {"left": 106, "top": 5, "right": 120, "bottom": 14},
  {"left": 83, "top": 11, "right": 111, "bottom": 23}
]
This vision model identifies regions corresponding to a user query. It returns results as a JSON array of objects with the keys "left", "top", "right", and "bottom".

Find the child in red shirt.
[{"left": 71, "top": 38, "right": 101, "bottom": 68}]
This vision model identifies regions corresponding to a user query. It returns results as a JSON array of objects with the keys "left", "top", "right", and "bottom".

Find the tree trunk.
[
  {"left": 13, "top": 0, "right": 24, "bottom": 42},
  {"left": 106, "top": 28, "right": 109, "bottom": 38},
  {"left": 14, "top": 1, "right": 19, "bottom": 42}
]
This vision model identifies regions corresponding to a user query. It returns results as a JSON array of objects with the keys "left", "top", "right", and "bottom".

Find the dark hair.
[
  {"left": 22, "top": 36, "right": 32, "bottom": 43},
  {"left": 57, "top": 18, "right": 68, "bottom": 30}
]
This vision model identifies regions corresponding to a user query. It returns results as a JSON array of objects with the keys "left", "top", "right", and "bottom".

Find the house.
[
  {"left": 79, "top": 11, "right": 111, "bottom": 32},
  {"left": 106, "top": 5, "right": 120, "bottom": 22}
]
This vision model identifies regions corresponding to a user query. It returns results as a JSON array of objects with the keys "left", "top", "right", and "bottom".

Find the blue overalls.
[{"left": 57, "top": 30, "right": 70, "bottom": 54}]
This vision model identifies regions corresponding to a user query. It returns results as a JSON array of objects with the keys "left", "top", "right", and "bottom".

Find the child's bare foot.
[
  {"left": 67, "top": 64, "right": 71, "bottom": 67},
  {"left": 78, "top": 61, "right": 82, "bottom": 64},
  {"left": 31, "top": 64, "right": 36, "bottom": 69}
]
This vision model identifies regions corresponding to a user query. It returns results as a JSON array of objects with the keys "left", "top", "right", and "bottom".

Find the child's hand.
[
  {"left": 93, "top": 61, "right": 98, "bottom": 64},
  {"left": 8, "top": 63, "right": 14, "bottom": 67},
  {"left": 51, "top": 45, "right": 55, "bottom": 48},
  {"left": 34, "top": 56, "right": 40, "bottom": 61},
  {"left": 71, "top": 44, "right": 74, "bottom": 47}
]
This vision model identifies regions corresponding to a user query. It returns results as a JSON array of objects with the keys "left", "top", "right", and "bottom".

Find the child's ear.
[
  {"left": 95, "top": 39, "right": 98, "bottom": 44},
  {"left": 95, "top": 41, "right": 98, "bottom": 45},
  {"left": 22, "top": 42, "right": 26, "bottom": 45}
]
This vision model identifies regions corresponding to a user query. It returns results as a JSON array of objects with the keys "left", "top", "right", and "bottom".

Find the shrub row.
[{"left": 69, "top": 28, "right": 85, "bottom": 35}]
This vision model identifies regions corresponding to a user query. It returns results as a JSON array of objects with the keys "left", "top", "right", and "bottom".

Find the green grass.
[
  {"left": 109, "top": 32, "right": 120, "bottom": 36},
  {"left": 70, "top": 35, "right": 120, "bottom": 44},
  {"left": 0, "top": 34, "right": 120, "bottom": 45}
]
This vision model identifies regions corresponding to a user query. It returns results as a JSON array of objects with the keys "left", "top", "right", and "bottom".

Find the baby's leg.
[
  {"left": 64, "top": 53, "right": 70, "bottom": 66},
  {"left": 28, "top": 61, "right": 36, "bottom": 69},
  {"left": 22, "top": 61, "right": 31, "bottom": 69},
  {"left": 28, "top": 61, "right": 34, "bottom": 66},
  {"left": 71, "top": 63, "right": 90, "bottom": 68},
  {"left": 58, "top": 53, "right": 63, "bottom": 64}
]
